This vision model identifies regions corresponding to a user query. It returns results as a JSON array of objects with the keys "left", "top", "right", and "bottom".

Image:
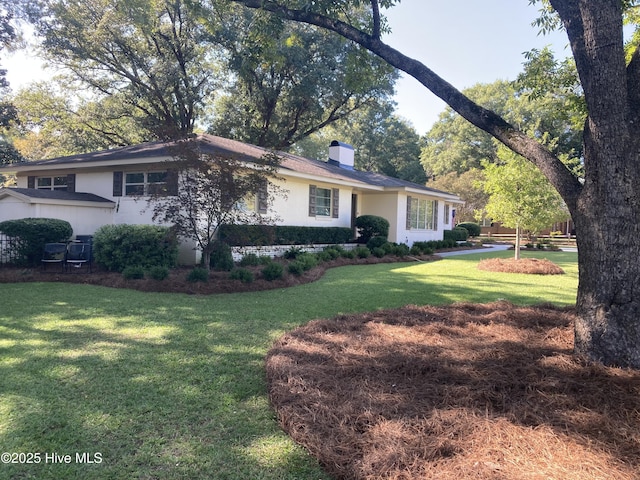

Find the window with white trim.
[
  {"left": 444, "top": 204, "right": 450, "bottom": 225},
  {"left": 407, "top": 197, "right": 438, "bottom": 230}
]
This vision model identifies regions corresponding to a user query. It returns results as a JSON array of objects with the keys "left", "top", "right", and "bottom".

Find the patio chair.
[
  {"left": 41, "top": 243, "right": 67, "bottom": 271},
  {"left": 66, "top": 242, "right": 92, "bottom": 273}
]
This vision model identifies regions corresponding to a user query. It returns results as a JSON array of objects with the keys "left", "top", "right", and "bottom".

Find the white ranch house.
[{"left": 0, "top": 135, "right": 463, "bottom": 264}]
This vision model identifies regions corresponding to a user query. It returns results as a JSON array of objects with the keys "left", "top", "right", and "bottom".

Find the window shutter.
[
  {"left": 258, "top": 180, "right": 268, "bottom": 214},
  {"left": 332, "top": 188, "right": 339, "bottom": 218},
  {"left": 166, "top": 170, "right": 179, "bottom": 196},
  {"left": 28, "top": 176, "right": 35, "bottom": 189},
  {"left": 308, "top": 185, "right": 317, "bottom": 216},
  {"left": 66, "top": 174, "right": 76, "bottom": 193},
  {"left": 113, "top": 171, "right": 123, "bottom": 197},
  {"left": 406, "top": 196, "right": 412, "bottom": 229},
  {"left": 433, "top": 200, "right": 439, "bottom": 230}
]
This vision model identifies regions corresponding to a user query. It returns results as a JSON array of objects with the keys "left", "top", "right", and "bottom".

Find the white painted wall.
[
  {"left": 0, "top": 196, "right": 114, "bottom": 238},
  {"left": 271, "top": 176, "right": 353, "bottom": 228}
]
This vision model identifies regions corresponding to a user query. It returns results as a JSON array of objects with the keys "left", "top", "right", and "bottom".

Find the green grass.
[{"left": 0, "top": 250, "right": 577, "bottom": 479}]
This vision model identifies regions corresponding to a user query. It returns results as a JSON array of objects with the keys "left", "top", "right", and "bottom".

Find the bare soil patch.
[
  {"left": 267, "top": 302, "right": 640, "bottom": 479},
  {"left": 478, "top": 257, "right": 565, "bottom": 275}
]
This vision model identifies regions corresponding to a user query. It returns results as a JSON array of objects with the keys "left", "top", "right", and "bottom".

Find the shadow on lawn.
[
  {"left": 0, "top": 289, "right": 329, "bottom": 480},
  {"left": 267, "top": 302, "right": 640, "bottom": 480}
]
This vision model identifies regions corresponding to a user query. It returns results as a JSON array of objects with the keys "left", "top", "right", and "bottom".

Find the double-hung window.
[
  {"left": 36, "top": 176, "right": 68, "bottom": 191},
  {"left": 309, "top": 185, "right": 339, "bottom": 218},
  {"left": 124, "top": 171, "right": 168, "bottom": 196},
  {"left": 407, "top": 197, "right": 438, "bottom": 230}
]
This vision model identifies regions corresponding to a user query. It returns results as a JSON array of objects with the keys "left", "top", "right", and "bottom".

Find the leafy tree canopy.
[
  {"left": 421, "top": 51, "right": 584, "bottom": 178},
  {"left": 292, "top": 101, "right": 426, "bottom": 184}
]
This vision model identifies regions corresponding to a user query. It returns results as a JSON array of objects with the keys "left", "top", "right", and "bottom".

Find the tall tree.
[
  {"left": 9, "top": 82, "right": 149, "bottom": 159},
  {"left": 0, "top": 0, "right": 25, "bottom": 175},
  {"left": 421, "top": 68, "right": 583, "bottom": 178},
  {"left": 230, "top": 0, "right": 640, "bottom": 368},
  {"left": 202, "top": 5, "right": 398, "bottom": 149},
  {"left": 38, "top": 0, "right": 217, "bottom": 139},
  {"left": 427, "top": 169, "right": 487, "bottom": 223}
]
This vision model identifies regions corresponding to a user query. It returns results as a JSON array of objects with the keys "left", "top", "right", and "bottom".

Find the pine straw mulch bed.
[
  {"left": 478, "top": 257, "right": 565, "bottom": 275},
  {"left": 0, "top": 254, "right": 439, "bottom": 295},
  {"left": 267, "top": 302, "right": 640, "bottom": 480}
]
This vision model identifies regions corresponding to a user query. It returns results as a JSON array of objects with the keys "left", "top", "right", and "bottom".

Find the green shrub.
[
  {"left": 0, "top": 218, "right": 73, "bottom": 266},
  {"left": 283, "top": 246, "right": 305, "bottom": 259},
  {"left": 209, "top": 241, "right": 234, "bottom": 271},
  {"left": 147, "top": 265, "right": 170, "bottom": 281},
  {"left": 354, "top": 246, "right": 371, "bottom": 258},
  {"left": 341, "top": 250, "right": 356, "bottom": 259},
  {"left": 456, "top": 222, "right": 481, "bottom": 237},
  {"left": 93, "top": 224, "right": 177, "bottom": 272},
  {"left": 355, "top": 215, "right": 389, "bottom": 243},
  {"left": 444, "top": 227, "right": 469, "bottom": 242},
  {"left": 229, "top": 268, "right": 254, "bottom": 283},
  {"left": 315, "top": 251, "right": 333, "bottom": 262},
  {"left": 392, "top": 243, "right": 410, "bottom": 256},
  {"left": 258, "top": 255, "right": 272, "bottom": 265},
  {"left": 410, "top": 245, "right": 423, "bottom": 255},
  {"left": 323, "top": 245, "right": 343, "bottom": 259},
  {"left": 186, "top": 267, "right": 209, "bottom": 283},
  {"left": 122, "top": 265, "right": 145, "bottom": 280},
  {"left": 239, "top": 253, "right": 260, "bottom": 267},
  {"left": 296, "top": 252, "right": 318, "bottom": 271},
  {"left": 366, "top": 235, "right": 388, "bottom": 250},
  {"left": 372, "top": 247, "right": 386, "bottom": 258},
  {"left": 262, "top": 262, "right": 284, "bottom": 281},
  {"left": 287, "top": 262, "right": 304, "bottom": 276}
]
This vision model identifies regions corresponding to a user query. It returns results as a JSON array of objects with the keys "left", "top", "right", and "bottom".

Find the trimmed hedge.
[
  {"left": 0, "top": 218, "right": 73, "bottom": 266},
  {"left": 93, "top": 224, "right": 178, "bottom": 272},
  {"left": 355, "top": 215, "right": 389, "bottom": 243},
  {"left": 444, "top": 227, "right": 469, "bottom": 242},
  {"left": 219, "top": 224, "right": 353, "bottom": 246}
]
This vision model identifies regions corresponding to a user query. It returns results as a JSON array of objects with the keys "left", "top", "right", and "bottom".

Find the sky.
[{"left": 3, "top": 1, "right": 571, "bottom": 135}]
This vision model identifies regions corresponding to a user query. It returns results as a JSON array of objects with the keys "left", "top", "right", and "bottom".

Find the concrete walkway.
[
  {"left": 436, "top": 244, "right": 578, "bottom": 257},
  {"left": 436, "top": 244, "right": 512, "bottom": 257}
]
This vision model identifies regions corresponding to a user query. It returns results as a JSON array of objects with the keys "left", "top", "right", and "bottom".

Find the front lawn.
[{"left": 0, "top": 251, "right": 578, "bottom": 479}]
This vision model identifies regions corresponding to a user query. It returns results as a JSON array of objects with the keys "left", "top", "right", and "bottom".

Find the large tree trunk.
[{"left": 571, "top": 134, "right": 640, "bottom": 366}]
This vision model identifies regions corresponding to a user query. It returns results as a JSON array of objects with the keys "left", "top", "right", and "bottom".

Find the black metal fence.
[{"left": 0, "top": 235, "right": 20, "bottom": 266}]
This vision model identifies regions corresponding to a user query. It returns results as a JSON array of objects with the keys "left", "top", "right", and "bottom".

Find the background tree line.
[{"left": 1, "top": 0, "right": 581, "bottom": 198}]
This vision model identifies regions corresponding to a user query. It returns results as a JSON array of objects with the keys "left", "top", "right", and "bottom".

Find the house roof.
[
  {"left": 0, "top": 188, "right": 114, "bottom": 204},
  {"left": 3, "top": 134, "right": 462, "bottom": 201}
]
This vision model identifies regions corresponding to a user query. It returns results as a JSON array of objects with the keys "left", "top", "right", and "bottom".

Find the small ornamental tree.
[
  {"left": 149, "top": 138, "right": 284, "bottom": 269},
  {"left": 482, "top": 148, "right": 568, "bottom": 260}
]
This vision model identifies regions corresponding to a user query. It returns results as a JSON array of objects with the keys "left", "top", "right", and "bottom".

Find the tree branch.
[
  {"left": 370, "top": 0, "right": 381, "bottom": 40},
  {"left": 230, "top": 0, "right": 582, "bottom": 211}
]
